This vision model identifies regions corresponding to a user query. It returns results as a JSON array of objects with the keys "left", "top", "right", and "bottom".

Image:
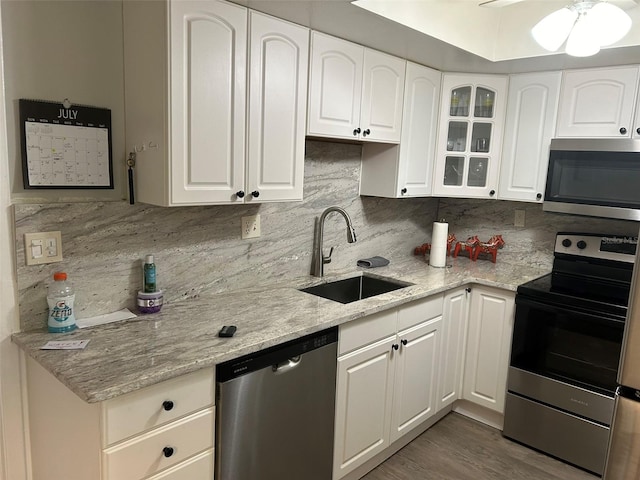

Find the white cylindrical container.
[{"left": 429, "top": 220, "right": 449, "bottom": 268}]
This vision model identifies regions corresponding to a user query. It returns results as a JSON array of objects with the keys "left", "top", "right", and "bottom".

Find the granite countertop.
[{"left": 12, "top": 256, "right": 548, "bottom": 404}]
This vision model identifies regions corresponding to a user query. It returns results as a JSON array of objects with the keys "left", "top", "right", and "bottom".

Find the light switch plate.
[{"left": 24, "top": 231, "right": 63, "bottom": 265}]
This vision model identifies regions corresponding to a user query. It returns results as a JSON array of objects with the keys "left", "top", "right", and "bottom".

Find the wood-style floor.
[{"left": 362, "top": 413, "right": 598, "bottom": 480}]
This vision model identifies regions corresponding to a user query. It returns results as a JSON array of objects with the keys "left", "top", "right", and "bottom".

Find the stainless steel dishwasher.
[{"left": 216, "top": 327, "right": 338, "bottom": 480}]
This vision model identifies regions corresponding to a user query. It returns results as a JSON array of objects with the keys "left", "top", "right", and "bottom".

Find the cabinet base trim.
[{"left": 453, "top": 399, "right": 504, "bottom": 430}]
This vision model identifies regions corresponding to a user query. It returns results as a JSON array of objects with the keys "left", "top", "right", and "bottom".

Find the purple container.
[{"left": 137, "top": 290, "right": 163, "bottom": 314}]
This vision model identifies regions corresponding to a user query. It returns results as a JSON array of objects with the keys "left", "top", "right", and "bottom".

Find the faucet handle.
[{"left": 323, "top": 247, "right": 334, "bottom": 265}]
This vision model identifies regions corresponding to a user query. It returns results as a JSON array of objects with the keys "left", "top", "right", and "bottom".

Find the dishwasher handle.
[{"left": 272, "top": 355, "right": 302, "bottom": 374}]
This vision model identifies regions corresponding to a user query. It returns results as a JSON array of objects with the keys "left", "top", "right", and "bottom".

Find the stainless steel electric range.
[{"left": 503, "top": 232, "right": 637, "bottom": 476}]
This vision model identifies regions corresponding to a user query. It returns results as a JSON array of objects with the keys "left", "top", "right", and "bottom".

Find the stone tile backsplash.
[{"left": 15, "top": 141, "right": 439, "bottom": 331}]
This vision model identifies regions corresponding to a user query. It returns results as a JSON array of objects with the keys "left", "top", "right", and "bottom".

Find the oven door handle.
[{"left": 516, "top": 295, "right": 626, "bottom": 325}]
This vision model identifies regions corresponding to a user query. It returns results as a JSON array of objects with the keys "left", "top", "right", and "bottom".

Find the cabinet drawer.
[
  {"left": 339, "top": 309, "right": 397, "bottom": 356},
  {"left": 398, "top": 294, "right": 443, "bottom": 331},
  {"left": 145, "top": 449, "right": 214, "bottom": 480},
  {"left": 103, "top": 367, "right": 214, "bottom": 446},
  {"left": 103, "top": 407, "right": 214, "bottom": 480}
]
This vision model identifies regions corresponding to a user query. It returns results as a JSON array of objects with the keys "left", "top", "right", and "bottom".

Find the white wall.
[
  {"left": 2, "top": 0, "right": 126, "bottom": 204},
  {"left": 0, "top": 3, "right": 29, "bottom": 478}
]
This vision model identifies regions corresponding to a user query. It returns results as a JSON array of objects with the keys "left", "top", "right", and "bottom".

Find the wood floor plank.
[{"left": 361, "top": 413, "right": 598, "bottom": 480}]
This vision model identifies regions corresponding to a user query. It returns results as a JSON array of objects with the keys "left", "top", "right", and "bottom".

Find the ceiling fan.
[
  {"left": 480, "top": 0, "right": 637, "bottom": 56},
  {"left": 479, "top": 0, "right": 638, "bottom": 7}
]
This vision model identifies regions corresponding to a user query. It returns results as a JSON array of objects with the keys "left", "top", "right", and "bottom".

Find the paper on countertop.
[
  {"left": 76, "top": 308, "right": 137, "bottom": 329},
  {"left": 41, "top": 339, "right": 90, "bottom": 350}
]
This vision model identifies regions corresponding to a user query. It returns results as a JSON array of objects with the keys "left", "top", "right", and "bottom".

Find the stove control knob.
[
  {"left": 577, "top": 240, "right": 587, "bottom": 250},
  {"left": 562, "top": 239, "right": 572, "bottom": 248}
]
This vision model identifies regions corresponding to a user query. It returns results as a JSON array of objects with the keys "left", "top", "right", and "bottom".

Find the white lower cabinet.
[
  {"left": 437, "top": 287, "right": 470, "bottom": 411},
  {"left": 334, "top": 335, "right": 397, "bottom": 479},
  {"left": 26, "top": 358, "right": 215, "bottom": 480},
  {"left": 333, "top": 295, "right": 443, "bottom": 479},
  {"left": 462, "top": 285, "right": 515, "bottom": 414}
]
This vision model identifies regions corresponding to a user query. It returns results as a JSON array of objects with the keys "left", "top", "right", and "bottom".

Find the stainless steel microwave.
[{"left": 543, "top": 138, "right": 640, "bottom": 221}]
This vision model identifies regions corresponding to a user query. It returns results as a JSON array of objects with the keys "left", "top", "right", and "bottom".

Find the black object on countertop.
[{"left": 218, "top": 325, "right": 237, "bottom": 338}]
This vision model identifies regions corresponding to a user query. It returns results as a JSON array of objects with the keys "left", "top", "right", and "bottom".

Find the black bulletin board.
[{"left": 20, "top": 99, "right": 113, "bottom": 189}]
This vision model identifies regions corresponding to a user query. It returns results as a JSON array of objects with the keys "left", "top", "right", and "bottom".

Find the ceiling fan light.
[
  {"left": 531, "top": 7, "right": 578, "bottom": 52},
  {"left": 566, "top": 14, "right": 602, "bottom": 57},
  {"left": 589, "top": 2, "right": 632, "bottom": 46}
]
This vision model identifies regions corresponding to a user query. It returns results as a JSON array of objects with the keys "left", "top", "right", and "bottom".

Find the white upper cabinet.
[
  {"left": 124, "top": 0, "right": 308, "bottom": 206},
  {"left": 498, "top": 72, "right": 561, "bottom": 203},
  {"left": 246, "top": 12, "right": 309, "bottom": 202},
  {"left": 360, "top": 62, "right": 441, "bottom": 198},
  {"left": 169, "top": 0, "right": 247, "bottom": 205},
  {"left": 433, "top": 74, "right": 508, "bottom": 199},
  {"left": 556, "top": 66, "right": 640, "bottom": 138},
  {"left": 308, "top": 32, "right": 405, "bottom": 143},
  {"left": 360, "top": 49, "right": 406, "bottom": 143}
]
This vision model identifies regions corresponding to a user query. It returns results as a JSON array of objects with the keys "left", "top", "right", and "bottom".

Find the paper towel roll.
[{"left": 429, "top": 220, "right": 449, "bottom": 268}]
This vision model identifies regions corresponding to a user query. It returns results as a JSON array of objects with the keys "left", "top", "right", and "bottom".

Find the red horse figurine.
[
  {"left": 473, "top": 235, "right": 505, "bottom": 263},
  {"left": 453, "top": 235, "right": 480, "bottom": 260}
]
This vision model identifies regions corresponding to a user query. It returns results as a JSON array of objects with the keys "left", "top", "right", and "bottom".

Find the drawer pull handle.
[
  {"left": 163, "top": 446, "right": 174, "bottom": 458},
  {"left": 162, "top": 400, "right": 174, "bottom": 411}
]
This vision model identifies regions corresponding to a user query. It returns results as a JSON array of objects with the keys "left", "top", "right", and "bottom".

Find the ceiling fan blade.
[{"left": 479, "top": 0, "right": 526, "bottom": 7}]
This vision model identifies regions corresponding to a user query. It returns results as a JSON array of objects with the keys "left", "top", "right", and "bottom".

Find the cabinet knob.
[
  {"left": 620, "top": 127, "right": 628, "bottom": 135},
  {"left": 489, "top": 190, "right": 495, "bottom": 197},
  {"left": 401, "top": 339, "right": 408, "bottom": 346},
  {"left": 251, "top": 191, "right": 260, "bottom": 198},
  {"left": 353, "top": 128, "right": 361, "bottom": 136},
  {"left": 162, "top": 400, "right": 174, "bottom": 411},
  {"left": 637, "top": 127, "right": 640, "bottom": 135},
  {"left": 362, "top": 129, "right": 371, "bottom": 137},
  {"left": 536, "top": 193, "right": 542, "bottom": 200},
  {"left": 401, "top": 188, "right": 407, "bottom": 195},
  {"left": 236, "top": 190, "right": 245, "bottom": 198},
  {"left": 465, "top": 287, "right": 471, "bottom": 293},
  {"left": 392, "top": 344, "right": 399, "bottom": 351},
  {"left": 163, "top": 447, "right": 174, "bottom": 458}
]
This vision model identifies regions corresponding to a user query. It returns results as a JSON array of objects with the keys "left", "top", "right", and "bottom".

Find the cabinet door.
[
  {"left": 556, "top": 66, "right": 639, "bottom": 138},
  {"left": 170, "top": 0, "right": 247, "bottom": 204},
  {"left": 360, "top": 49, "right": 406, "bottom": 143},
  {"left": 334, "top": 336, "right": 396, "bottom": 480},
  {"left": 397, "top": 62, "right": 441, "bottom": 196},
  {"left": 438, "top": 287, "right": 469, "bottom": 411},
  {"left": 247, "top": 12, "right": 309, "bottom": 202},
  {"left": 463, "top": 286, "right": 515, "bottom": 414},
  {"left": 307, "top": 32, "right": 363, "bottom": 140},
  {"left": 433, "top": 74, "right": 508, "bottom": 199},
  {"left": 499, "top": 72, "right": 561, "bottom": 203},
  {"left": 390, "top": 317, "right": 441, "bottom": 444}
]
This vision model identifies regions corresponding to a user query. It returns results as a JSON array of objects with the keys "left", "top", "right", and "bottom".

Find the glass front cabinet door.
[{"left": 433, "top": 74, "right": 508, "bottom": 198}]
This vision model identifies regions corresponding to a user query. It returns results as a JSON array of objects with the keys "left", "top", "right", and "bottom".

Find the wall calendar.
[{"left": 20, "top": 99, "right": 113, "bottom": 189}]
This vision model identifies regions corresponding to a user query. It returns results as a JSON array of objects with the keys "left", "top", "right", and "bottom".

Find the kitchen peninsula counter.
[{"left": 12, "top": 256, "right": 547, "bottom": 403}]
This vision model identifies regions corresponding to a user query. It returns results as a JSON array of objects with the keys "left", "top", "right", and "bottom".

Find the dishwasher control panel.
[{"left": 216, "top": 326, "right": 338, "bottom": 382}]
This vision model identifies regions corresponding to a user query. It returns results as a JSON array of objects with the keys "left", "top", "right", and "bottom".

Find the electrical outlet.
[
  {"left": 24, "top": 231, "right": 63, "bottom": 265},
  {"left": 241, "top": 214, "right": 261, "bottom": 239},
  {"left": 514, "top": 210, "right": 526, "bottom": 227}
]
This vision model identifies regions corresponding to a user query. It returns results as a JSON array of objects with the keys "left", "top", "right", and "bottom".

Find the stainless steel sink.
[{"left": 299, "top": 275, "right": 412, "bottom": 304}]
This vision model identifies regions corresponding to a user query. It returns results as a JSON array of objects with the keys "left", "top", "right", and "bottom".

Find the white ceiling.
[
  {"left": 232, "top": 0, "right": 640, "bottom": 74},
  {"left": 352, "top": 0, "right": 640, "bottom": 62}
]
